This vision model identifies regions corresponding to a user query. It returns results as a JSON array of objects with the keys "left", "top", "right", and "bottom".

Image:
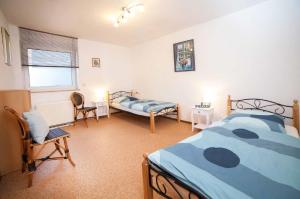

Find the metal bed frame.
[
  {"left": 142, "top": 95, "right": 299, "bottom": 199},
  {"left": 108, "top": 91, "right": 180, "bottom": 133}
]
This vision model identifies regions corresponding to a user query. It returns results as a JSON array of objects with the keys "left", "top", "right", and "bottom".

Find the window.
[
  {"left": 28, "top": 49, "right": 74, "bottom": 87},
  {"left": 19, "top": 28, "right": 78, "bottom": 91}
]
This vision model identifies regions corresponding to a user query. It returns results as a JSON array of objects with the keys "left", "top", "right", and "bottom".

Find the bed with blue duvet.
[
  {"left": 108, "top": 91, "right": 180, "bottom": 133},
  {"left": 142, "top": 97, "right": 300, "bottom": 198}
]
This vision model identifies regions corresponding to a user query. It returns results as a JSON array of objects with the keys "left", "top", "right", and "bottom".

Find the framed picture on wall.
[
  {"left": 173, "top": 39, "right": 195, "bottom": 72},
  {"left": 92, "top": 58, "right": 101, "bottom": 67},
  {"left": 1, "top": 27, "right": 11, "bottom": 66}
]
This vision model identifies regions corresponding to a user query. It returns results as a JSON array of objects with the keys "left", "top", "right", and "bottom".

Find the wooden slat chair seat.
[{"left": 4, "top": 106, "right": 75, "bottom": 187}]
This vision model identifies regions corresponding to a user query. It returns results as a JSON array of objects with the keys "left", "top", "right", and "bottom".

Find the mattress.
[
  {"left": 110, "top": 102, "right": 150, "bottom": 117},
  {"left": 119, "top": 99, "right": 176, "bottom": 113},
  {"left": 285, "top": 125, "right": 299, "bottom": 138},
  {"left": 111, "top": 99, "right": 176, "bottom": 116}
]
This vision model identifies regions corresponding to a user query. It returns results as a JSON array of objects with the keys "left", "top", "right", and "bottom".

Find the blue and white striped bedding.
[
  {"left": 119, "top": 98, "right": 176, "bottom": 113},
  {"left": 149, "top": 115, "right": 300, "bottom": 198}
]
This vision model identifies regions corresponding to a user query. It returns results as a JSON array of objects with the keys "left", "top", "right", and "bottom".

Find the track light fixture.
[{"left": 113, "top": 2, "right": 144, "bottom": 27}]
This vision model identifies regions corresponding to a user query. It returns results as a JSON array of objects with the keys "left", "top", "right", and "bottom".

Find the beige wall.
[{"left": 131, "top": 0, "right": 300, "bottom": 124}]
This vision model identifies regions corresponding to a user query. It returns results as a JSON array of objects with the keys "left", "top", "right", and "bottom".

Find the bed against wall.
[
  {"left": 108, "top": 91, "right": 180, "bottom": 133},
  {"left": 142, "top": 96, "right": 300, "bottom": 199}
]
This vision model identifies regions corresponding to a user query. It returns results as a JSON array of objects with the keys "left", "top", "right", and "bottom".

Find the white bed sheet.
[
  {"left": 285, "top": 125, "right": 299, "bottom": 138},
  {"left": 110, "top": 102, "right": 150, "bottom": 117}
]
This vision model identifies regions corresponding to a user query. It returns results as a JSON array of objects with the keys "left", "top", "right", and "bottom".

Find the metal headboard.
[
  {"left": 227, "top": 95, "right": 299, "bottom": 132},
  {"left": 108, "top": 91, "right": 133, "bottom": 104},
  {"left": 229, "top": 98, "right": 293, "bottom": 119}
]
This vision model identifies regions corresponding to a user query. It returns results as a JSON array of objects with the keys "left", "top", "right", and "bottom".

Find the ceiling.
[{"left": 0, "top": 0, "right": 267, "bottom": 46}]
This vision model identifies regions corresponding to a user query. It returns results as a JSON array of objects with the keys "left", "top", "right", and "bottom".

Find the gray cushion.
[{"left": 23, "top": 111, "right": 49, "bottom": 144}]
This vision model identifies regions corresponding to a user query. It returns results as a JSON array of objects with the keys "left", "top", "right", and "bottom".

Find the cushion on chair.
[{"left": 23, "top": 111, "right": 49, "bottom": 144}]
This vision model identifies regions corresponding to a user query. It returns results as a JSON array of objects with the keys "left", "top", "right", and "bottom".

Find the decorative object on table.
[
  {"left": 1, "top": 27, "right": 11, "bottom": 65},
  {"left": 95, "top": 88, "right": 106, "bottom": 101},
  {"left": 191, "top": 107, "right": 214, "bottom": 131},
  {"left": 92, "top": 58, "right": 101, "bottom": 67},
  {"left": 173, "top": 39, "right": 195, "bottom": 72},
  {"left": 195, "top": 102, "right": 211, "bottom": 109}
]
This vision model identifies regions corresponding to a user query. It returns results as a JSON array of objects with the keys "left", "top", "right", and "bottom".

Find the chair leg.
[
  {"left": 73, "top": 109, "right": 77, "bottom": 126},
  {"left": 93, "top": 110, "right": 98, "bottom": 122},
  {"left": 28, "top": 172, "right": 33, "bottom": 188},
  {"left": 21, "top": 157, "right": 26, "bottom": 173},
  {"left": 54, "top": 140, "right": 63, "bottom": 155},
  {"left": 27, "top": 146, "right": 34, "bottom": 188},
  {"left": 63, "top": 137, "right": 76, "bottom": 167},
  {"left": 84, "top": 111, "right": 88, "bottom": 128}
]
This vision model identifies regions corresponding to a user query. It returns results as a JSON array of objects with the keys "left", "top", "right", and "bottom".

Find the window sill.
[{"left": 30, "top": 88, "right": 80, "bottom": 93}]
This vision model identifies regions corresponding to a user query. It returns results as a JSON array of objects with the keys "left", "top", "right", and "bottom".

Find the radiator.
[{"left": 34, "top": 100, "right": 74, "bottom": 126}]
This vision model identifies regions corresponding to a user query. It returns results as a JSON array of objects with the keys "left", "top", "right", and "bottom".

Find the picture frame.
[
  {"left": 92, "top": 58, "right": 100, "bottom": 67},
  {"left": 1, "top": 27, "right": 11, "bottom": 66},
  {"left": 173, "top": 39, "right": 195, "bottom": 72}
]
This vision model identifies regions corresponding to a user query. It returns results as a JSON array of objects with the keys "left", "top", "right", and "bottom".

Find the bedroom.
[{"left": 0, "top": 0, "right": 299, "bottom": 198}]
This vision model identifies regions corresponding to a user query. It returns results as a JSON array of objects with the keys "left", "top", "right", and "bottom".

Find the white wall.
[
  {"left": 0, "top": 7, "right": 134, "bottom": 125},
  {"left": 77, "top": 39, "right": 134, "bottom": 100},
  {"left": 0, "top": 9, "right": 24, "bottom": 90},
  {"left": 0, "top": 10, "right": 134, "bottom": 125},
  {"left": 131, "top": 0, "right": 300, "bottom": 123},
  {"left": 31, "top": 39, "right": 134, "bottom": 125}
]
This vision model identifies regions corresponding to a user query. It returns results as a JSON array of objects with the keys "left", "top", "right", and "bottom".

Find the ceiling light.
[{"left": 113, "top": 2, "right": 144, "bottom": 27}]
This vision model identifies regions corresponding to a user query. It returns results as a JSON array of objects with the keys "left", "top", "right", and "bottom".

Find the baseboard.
[
  {"left": 162, "top": 115, "right": 191, "bottom": 124},
  {"left": 50, "top": 122, "right": 74, "bottom": 128},
  {"left": 49, "top": 112, "right": 190, "bottom": 128},
  {"left": 50, "top": 114, "right": 112, "bottom": 128}
]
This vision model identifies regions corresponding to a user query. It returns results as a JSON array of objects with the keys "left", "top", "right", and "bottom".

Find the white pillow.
[
  {"left": 233, "top": 109, "right": 273, "bottom": 115},
  {"left": 285, "top": 125, "right": 299, "bottom": 138},
  {"left": 23, "top": 111, "right": 49, "bottom": 144}
]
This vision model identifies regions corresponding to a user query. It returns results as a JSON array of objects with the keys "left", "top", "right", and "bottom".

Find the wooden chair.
[
  {"left": 70, "top": 92, "right": 97, "bottom": 127},
  {"left": 4, "top": 106, "right": 75, "bottom": 187}
]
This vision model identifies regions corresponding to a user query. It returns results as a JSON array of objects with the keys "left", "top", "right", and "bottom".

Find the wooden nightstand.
[
  {"left": 92, "top": 101, "right": 110, "bottom": 120},
  {"left": 191, "top": 107, "right": 214, "bottom": 131}
]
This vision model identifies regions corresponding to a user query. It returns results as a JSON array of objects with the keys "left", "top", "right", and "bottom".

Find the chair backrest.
[
  {"left": 4, "top": 106, "right": 30, "bottom": 140},
  {"left": 70, "top": 92, "right": 85, "bottom": 108}
]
